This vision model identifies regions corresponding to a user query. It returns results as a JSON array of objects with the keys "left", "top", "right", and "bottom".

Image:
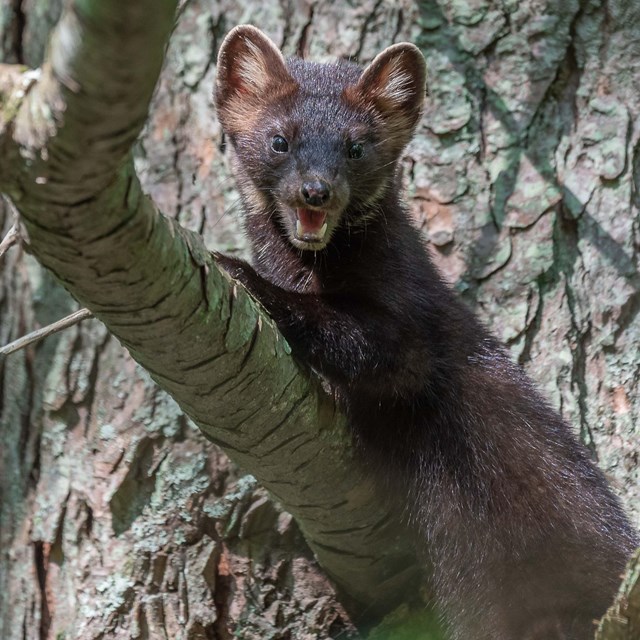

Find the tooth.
[
  {"left": 320, "top": 223, "right": 328, "bottom": 238},
  {"left": 296, "top": 220, "right": 303, "bottom": 237}
]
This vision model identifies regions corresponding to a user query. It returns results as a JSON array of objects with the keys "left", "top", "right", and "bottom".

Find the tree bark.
[{"left": 1, "top": 0, "right": 639, "bottom": 639}]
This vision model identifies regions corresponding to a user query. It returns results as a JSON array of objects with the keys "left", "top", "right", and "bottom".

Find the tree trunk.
[{"left": 1, "top": 0, "right": 638, "bottom": 639}]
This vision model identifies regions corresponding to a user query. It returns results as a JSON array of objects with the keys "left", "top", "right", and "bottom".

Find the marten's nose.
[{"left": 301, "top": 180, "right": 331, "bottom": 206}]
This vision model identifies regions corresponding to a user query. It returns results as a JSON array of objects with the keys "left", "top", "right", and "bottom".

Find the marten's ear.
[
  {"left": 216, "top": 26, "right": 296, "bottom": 134},
  {"left": 346, "top": 43, "right": 426, "bottom": 149}
]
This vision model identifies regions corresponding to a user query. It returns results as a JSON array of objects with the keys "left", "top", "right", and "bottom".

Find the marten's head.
[{"left": 216, "top": 25, "right": 426, "bottom": 251}]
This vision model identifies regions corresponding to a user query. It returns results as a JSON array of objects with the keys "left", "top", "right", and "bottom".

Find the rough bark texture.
[{"left": 1, "top": 1, "right": 639, "bottom": 639}]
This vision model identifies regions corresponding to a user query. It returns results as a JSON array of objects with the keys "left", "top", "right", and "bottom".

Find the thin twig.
[
  {"left": 1, "top": 194, "right": 22, "bottom": 258},
  {"left": 0, "top": 308, "right": 93, "bottom": 356},
  {"left": 0, "top": 223, "right": 19, "bottom": 259}
]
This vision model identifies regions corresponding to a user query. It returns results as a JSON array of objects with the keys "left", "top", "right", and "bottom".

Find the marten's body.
[{"left": 214, "top": 26, "right": 637, "bottom": 639}]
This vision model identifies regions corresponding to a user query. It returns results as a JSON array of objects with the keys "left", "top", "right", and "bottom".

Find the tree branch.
[
  {"left": 597, "top": 549, "right": 640, "bottom": 639},
  {"left": 0, "top": 0, "right": 421, "bottom": 622}
]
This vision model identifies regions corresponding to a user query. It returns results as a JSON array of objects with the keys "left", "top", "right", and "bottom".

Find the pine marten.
[{"left": 213, "top": 25, "right": 637, "bottom": 640}]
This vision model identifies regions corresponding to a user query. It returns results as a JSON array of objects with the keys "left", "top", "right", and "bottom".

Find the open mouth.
[{"left": 295, "top": 208, "right": 328, "bottom": 243}]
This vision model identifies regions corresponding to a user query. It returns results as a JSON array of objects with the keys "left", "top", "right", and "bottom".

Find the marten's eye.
[
  {"left": 271, "top": 135, "right": 289, "bottom": 153},
  {"left": 348, "top": 143, "right": 364, "bottom": 159}
]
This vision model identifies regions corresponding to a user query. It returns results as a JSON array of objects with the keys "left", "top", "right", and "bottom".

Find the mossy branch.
[{"left": 0, "top": 0, "right": 421, "bottom": 624}]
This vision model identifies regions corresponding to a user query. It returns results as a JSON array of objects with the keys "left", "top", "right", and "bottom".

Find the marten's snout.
[{"left": 301, "top": 180, "right": 331, "bottom": 207}]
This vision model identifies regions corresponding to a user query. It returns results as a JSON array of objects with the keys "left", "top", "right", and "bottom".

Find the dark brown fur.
[{"left": 214, "top": 25, "right": 637, "bottom": 639}]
